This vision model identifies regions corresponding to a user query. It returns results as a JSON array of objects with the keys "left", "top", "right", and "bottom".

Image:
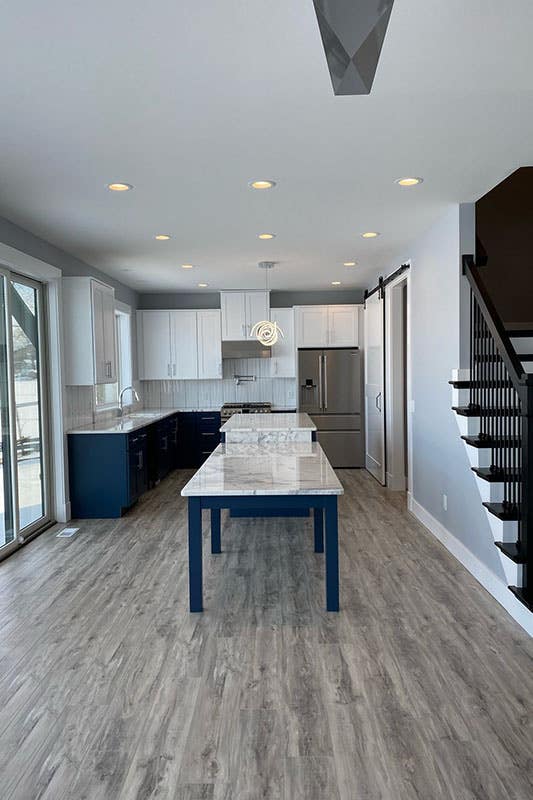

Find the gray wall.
[
  {"left": 138, "top": 288, "right": 365, "bottom": 310},
  {"left": 406, "top": 206, "right": 505, "bottom": 578},
  {"left": 0, "top": 215, "right": 138, "bottom": 308}
]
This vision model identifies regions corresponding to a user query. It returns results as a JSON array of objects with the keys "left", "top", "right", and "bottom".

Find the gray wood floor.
[{"left": 0, "top": 468, "right": 531, "bottom": 800}]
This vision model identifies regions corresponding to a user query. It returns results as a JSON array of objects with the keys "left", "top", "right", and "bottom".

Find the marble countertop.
[
  {"left": 220, "top": 411, "right": 316, "bottom": 433},
  {"left": 181, "top": 441, "right": 343, "bottom": 496},
  {"left": 68, "top": 407, "right": 219, "bottom": 435}
]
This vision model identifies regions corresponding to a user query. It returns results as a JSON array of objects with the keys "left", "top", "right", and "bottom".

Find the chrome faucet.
[{"left": 118, "top": 385, "right": 140, "bottom": 417}]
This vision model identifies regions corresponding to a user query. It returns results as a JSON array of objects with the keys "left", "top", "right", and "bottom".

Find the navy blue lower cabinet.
[
  {"left": 177, "top": 412, "right": 221, "bottom": 468},
  {"left": 68, "top": 433, "right": 132, "bottom": 518}
]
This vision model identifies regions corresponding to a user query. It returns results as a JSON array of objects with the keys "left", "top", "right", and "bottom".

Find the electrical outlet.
[{"left": 442, "top": 494, "right": 448, "bottom": 512}]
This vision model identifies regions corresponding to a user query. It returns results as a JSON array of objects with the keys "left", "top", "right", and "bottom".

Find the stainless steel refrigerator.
[{"left": 298, "top": 348, "right": 363, "bottom": 468}]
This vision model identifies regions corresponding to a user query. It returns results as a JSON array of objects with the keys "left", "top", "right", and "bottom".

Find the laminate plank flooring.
[{"left": 0, "top": 468, "right": 531, "bottom": 799}]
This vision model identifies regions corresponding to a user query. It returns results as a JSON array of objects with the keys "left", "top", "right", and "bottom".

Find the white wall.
[{"left": 406, "top": 205, "right": 506, "bottom": 579}]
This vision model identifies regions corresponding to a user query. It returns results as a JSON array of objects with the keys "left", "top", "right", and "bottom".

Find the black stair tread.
[
  {"left": 452, "top": 406, "right": 519, "bottom": 417},
  {"left": 509, "top": 586, "right": 533, "bottom": 610},
  {"left": 462, "top": 434, "right": 520, "bottom": 448},
  {"left": 449, "top": 380, "right": 513, "bottom": 389},
  {"left": 449, "top": 380, "right": 472, "bottom": 389},
  {"left": 472, "top": 467, "right": 521, "bottom": 482},
  {"left": 494, "top": 541, "right": 526, "bottom": 563},
  {"left": 507, "top": 329, "right": 533, "bottom": 337},
  {"left": 482, "top": 502, "right": 520, "bottom": 521},
  {"left": 517, "top": 354, "right": 533, "bottom": 361}
]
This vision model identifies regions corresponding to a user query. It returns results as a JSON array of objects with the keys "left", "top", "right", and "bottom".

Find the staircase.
[{"left": 451, "top": 255, "right": 532, "bottom": 613}]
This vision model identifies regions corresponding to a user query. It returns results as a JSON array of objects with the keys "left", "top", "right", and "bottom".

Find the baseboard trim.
[{"left": 409, "top": 496, "right": 532, "bottom": 636}]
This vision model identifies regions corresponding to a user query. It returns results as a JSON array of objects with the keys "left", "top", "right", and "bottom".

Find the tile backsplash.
[
  {"left": 64, "top": 359, "right": 296, "bottom": 430},
  {"left": 142, "top": 358, "right": 297, "bottom": 410}
]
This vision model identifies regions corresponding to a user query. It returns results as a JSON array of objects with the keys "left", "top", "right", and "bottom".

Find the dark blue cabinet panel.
[
  {"left": 177, "top": 412, "right": 221, "bottom": 467},
  {"left": 68, "top": 413, "right": 180, "bottom": 519}
]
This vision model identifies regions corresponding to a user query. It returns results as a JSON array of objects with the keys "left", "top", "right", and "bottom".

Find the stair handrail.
[{"left": 462, "top": 254, "right": 531, "bottom": 391}]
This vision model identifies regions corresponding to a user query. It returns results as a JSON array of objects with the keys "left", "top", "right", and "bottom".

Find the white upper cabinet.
[
  {"left": 270, "top": 308, "right": 296, "bottom": 377},
  {"left": 137, "top": 309, "right": 222, "bottom": 380},
  {"left": 137, "top": 311, "right": 171, "bottom": 380},
  {"left": 295, "top": 304, "right": 359, "bottom": 348},
  {"left": 328, "top": 305, "right": 359, "bottom": 346},
  {"left": 63, "top": 277, "right": 117, "bottom": 386},
  {"left": 171, "top": 311, "right": 198, "bottom": 379},
  {"left": 220, "top": 291, "right": 269, "bottom": 340},
  {"left": 295, "top": 305, "right": 329, "bottom": 348},
  {"left": 197, "top": 310, "right": 222, "bottom": 379},
  {"left": 245, "top": 291, "right": 269, "bottom": 338}
]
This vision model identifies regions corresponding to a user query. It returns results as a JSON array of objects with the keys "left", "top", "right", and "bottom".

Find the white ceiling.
[{"left": 0, "top": 0, "right": 533, "bottom": 293}]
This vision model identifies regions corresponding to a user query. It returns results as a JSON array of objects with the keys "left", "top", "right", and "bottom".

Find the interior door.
[{"left": 364, "top": 291, "right": 385, "bottom": 484}]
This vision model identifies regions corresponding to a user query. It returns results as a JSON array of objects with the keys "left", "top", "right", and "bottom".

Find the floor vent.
[{"left": 56, "top": 527, "right": 80, "bottom": 538}]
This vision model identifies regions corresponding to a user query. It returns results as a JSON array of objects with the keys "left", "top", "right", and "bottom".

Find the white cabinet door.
[
  {"left": 328, "top": 305, "right": 359, "bottom": 347},
  {"left": 245, "top": 291, "right": 269, "bottom": 338},
  {"left": 138, "top": 311, "right": 172, "bottom": 380},
  {"left": 102, "top": 287, "right": 117, "bottom": 381},
  {"left": 295, "top": 306, "right": 329, "bottom": 348},
  {"left": 270, "top": 308, "right": 295, "bottom": 377},
  {"left": 171, "top": 311, "right": 198, "bottom": 379},
  {"left": 221, "top": 292, "right": 247, "bottom": 340},
  {"left": 91, "top": 283, "right": 106, "bottom": 384},
  {"left": 197, "top": 310, "right": 222, "bottom": 379}
]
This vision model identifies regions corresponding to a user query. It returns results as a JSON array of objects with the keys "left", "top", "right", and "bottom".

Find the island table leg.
[
  {"left": 313, "top": 507, "right": 324, "bottom": 553},
  {"left": 324, "top": 496, "right": 339, "bottom": 611},
  {"left": 211, "top": 507, "right": 221, "bottom": 554},
  {"left": 188, "top": 497, "right": 203, "bottom": 612}
]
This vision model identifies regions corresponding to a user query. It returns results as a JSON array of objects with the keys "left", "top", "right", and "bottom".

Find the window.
[{"left": 95, "top": 304, "right": 133, "bottom": 410}]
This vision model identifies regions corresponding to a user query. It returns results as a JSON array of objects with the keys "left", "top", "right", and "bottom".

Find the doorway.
[{"left": 0, "top": 270, "right": 51, "bottom": 556}]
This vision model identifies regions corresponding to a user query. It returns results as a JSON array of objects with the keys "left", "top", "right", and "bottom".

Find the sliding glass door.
[{"left": 0, "top": 269, "right": 50, "bottom": 555}]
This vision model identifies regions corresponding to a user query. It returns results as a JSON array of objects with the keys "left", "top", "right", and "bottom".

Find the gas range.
[{"left": 220, "top": 402, "right": 272, "bottom": 422}]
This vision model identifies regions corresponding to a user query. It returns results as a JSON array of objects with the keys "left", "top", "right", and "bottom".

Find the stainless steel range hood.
[{"left": 222, "top": 340, "right": 272, "bottom": 359}]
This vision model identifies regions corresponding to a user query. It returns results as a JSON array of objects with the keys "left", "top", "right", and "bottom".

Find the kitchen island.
[
  {"left": 220, "top": 411, "right": 316, "bottom": 444},
  {"left": 181, "top": 440, "right": 343, "bottom": 612}
]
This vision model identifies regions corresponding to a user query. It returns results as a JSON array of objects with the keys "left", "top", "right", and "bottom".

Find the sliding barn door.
[{"left": 364, "top": 291, "right": 385, "bottom": 484}]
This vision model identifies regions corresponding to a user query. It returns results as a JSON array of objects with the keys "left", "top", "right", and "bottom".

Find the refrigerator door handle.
[
  {"left": 324, "top": 354, "right": 328, "bottom": 410},
  {"left": 318, "top": 355, "right": 323, "bottom": 410},
  {"left": 376, "top": 391, "right": 382, "bottom": 412}
]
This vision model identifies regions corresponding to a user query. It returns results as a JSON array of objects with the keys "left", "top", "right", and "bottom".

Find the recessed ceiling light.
[
  {"left": 154, "top": 234, "right": 172, "bottom": 241},
  {"left": 250, "top": 179, "right": 276, "bottom": 190},
  {"left": 395, "top": 176, "right": 423, "bottom": 187},
  {"left": 198, "top": 283, "right": 208, "bottom": 288},
  {"left": 181, "top": 264, "right": 194, "bottom": 269},
  {"left": 258, "top": 233, "right": 276, "bottom": 240},
  {"left": 107, "top": 182, "right": 133, "bottom": 192},
  {"left": 343, "top": 261, "right": 357, "bottom": 267},
  {"left": 332, "top": 281, "right": 341, "bottom": 286},
  {"left": 361, "top": 231, "right": 380, "bottom": 239}
]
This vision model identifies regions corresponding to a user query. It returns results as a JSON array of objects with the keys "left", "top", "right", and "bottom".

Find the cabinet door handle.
[
  {"left": 161, "top": 435, "right": 168, "bottom": 451},
  {"left": 242, "top": 323, "right": 245, "bottom": 337},
  {"left": 168, "top": 363, "right": 171, "bottom": 377},
  {"left": 324, "top": 354, "right": 328, "bottom": 410},
  {"left": 376, "top": 392, "right": 382, "bottom": 412},
  {"left": 173, "top": 364, "right": 176, "bottom": 376},
  {"left": 138, "top": 451, "right": 143, "bottom": 470}
]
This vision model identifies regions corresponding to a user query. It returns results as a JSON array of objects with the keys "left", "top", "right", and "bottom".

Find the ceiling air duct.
[{"left": 312, "top": 0, "right": 395, "bottom": 95}]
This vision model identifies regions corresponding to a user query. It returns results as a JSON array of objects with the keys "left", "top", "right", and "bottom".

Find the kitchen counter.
[
  {"left": 182, "top": 441, "right": 342, "bottom": 496},
  {"left": 220, "top": 411, "right": 316, "bottom": 444},
  {"left": 68, "top": 407, "right": 220, "bottom": 435}
]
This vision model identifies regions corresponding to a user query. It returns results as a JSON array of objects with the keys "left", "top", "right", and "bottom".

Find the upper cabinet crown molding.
[
  {"left": 295, "top": 304, "right": 360, "bottom": 348},
  {"left": 137, "top": 309, "right": 222, "bottom": 381},
  {"left": 63, "top": 277, "right": 117, "bottom": 386},
  {"left": 220, "top": 290, "right": 269, "bottom": 341}
]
